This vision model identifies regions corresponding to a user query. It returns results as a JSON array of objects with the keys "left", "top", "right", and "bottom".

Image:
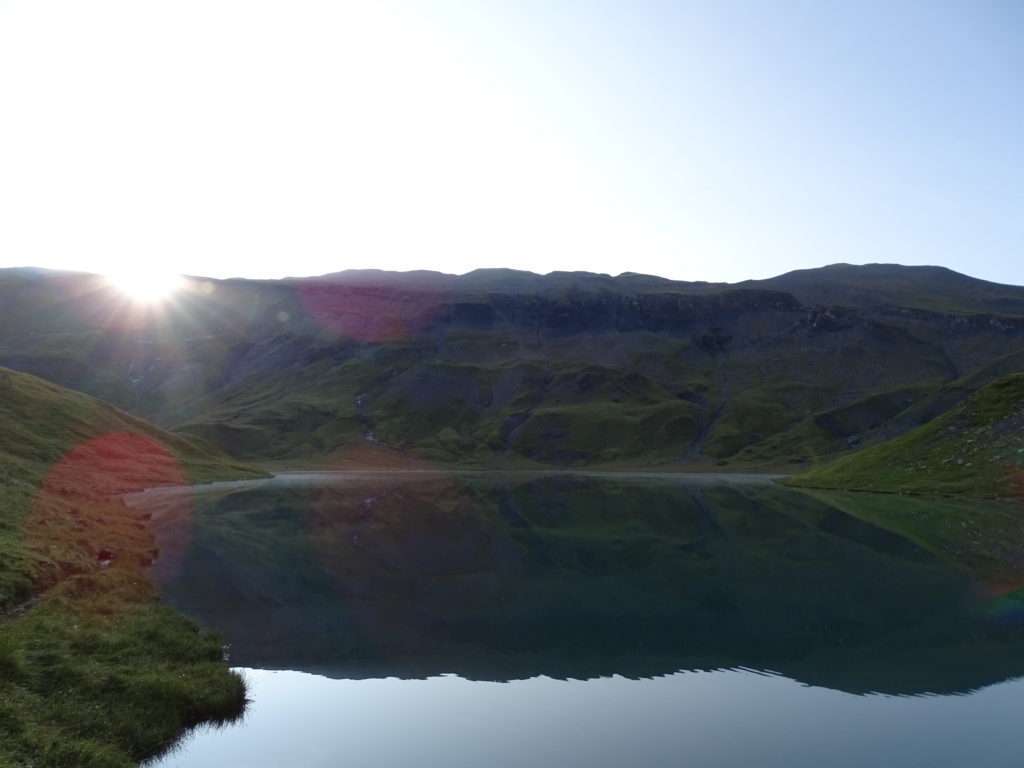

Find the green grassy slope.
[
  {"left": 733, "top": 350, "right": 1024, "bottom": 469},
  {"left": 173, "top": 337, "right": 713, "bottom": 465},
  {"left": 173, "top": 319, "right": 974, "bottom": 468},
  {"left": 789, "top": 374, "right": 1024, "bottom": 497},
  {"left": 731, "top": 385, "right": 932, "bottom": 466},
  {"left": 0, "top": 368, "right": 262, "bottom": 767}
]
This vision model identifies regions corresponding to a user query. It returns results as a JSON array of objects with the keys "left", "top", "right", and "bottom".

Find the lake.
[{"left": 140, "top": 472, "right": 1024, "bottom": 767}]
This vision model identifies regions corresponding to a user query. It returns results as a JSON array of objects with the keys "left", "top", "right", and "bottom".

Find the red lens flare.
[
  {"left": 296, "top": 283, "right": 443, "bottom": 342},
  {"left": 25, "top": 432, "right": 192, "bottom": 594}
]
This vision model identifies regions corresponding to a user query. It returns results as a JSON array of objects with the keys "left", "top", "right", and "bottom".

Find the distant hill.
[
  {"left": 746, "top": 263, "right": 1024, "bottom": 316},
  {"left": 295, "top": 267, "right": 727, "bottom": 295},
  {"left": 0, "top": 263, "right": 1022, "bottom": 474}
]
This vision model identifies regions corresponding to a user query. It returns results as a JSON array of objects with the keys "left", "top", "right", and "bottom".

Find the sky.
[{"left": 0, "top": 0, "right": 1021, "bottom": 284}]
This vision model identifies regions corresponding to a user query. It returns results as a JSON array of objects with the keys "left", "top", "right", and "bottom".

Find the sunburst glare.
[{"left": 105, "top": 270, "right": 184, "bottom": 304}]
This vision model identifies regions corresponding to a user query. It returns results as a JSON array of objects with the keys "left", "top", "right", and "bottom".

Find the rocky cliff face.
[{"left": 433, "top": 289, "right": 802, "bottom": 334}]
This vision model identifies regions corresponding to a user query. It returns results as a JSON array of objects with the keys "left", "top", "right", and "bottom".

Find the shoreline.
[{"left": 124, "top": 467, "right": 789, "bottom": 502}]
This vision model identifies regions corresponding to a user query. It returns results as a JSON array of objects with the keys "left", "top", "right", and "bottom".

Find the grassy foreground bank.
[{"left": 0, "top": 369, "right": 264, "bottom": 767}]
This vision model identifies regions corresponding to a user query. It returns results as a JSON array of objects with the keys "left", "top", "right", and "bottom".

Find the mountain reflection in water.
[{"left": 138, "top": 474, "right": 1024, "bottom": 698}]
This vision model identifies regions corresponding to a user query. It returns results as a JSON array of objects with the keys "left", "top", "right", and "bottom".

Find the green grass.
[
  {"left": 790, "top": 374, "right": 1024, "bottom": 498},
  {"left": 732, "top": 385, "right": 933, "bottom": 466},
  {"left": 704, "top": 389, "right": 803, "bottom": 458},
  {"left": 506, "top": 400, "right": 700, "bottom": 463},
  {"left": 0, "top": 368, "right": 261, "bottom": 766},
  {"left": 0, "top": 586, "right": 245, "bottom": 768},
  {"left": 175, "top": 348, "right": 710, "bottom": 466}
]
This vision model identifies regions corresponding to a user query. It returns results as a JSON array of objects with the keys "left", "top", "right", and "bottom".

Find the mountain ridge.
[{"left": 1, "top": 262, "right": 1022, "bottom": 474}]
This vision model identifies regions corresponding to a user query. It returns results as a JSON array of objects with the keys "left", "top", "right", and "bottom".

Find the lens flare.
[{"left": 26, "top": 431, "right": 190, "bottom": 590}]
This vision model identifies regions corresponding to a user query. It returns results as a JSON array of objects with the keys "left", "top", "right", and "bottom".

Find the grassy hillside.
[
  {"left": 0, "top": 368, "right": 264, "bottom": 767},
  {"left": 172, "top": 321, "right": 971, "bottom": 467},
  {"left": 790, "top": 374, "right": 1024, "bottom": 498},
  {"left": 731, "top": 349, "right": 1024, "bottom": 470},
  {"left": 176, "top": 344, "right": 710, "bottom": 465}
]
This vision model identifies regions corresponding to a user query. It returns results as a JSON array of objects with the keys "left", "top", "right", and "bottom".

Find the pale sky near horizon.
[{"left": 0, "top": 1, "right": 1021, "bottom": 285}]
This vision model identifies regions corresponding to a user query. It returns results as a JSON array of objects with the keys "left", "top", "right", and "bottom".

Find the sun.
[{"left": 105, "top": 270, "right": 184, "bottom": 304}]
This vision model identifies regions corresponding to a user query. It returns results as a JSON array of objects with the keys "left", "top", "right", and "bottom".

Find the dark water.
[{"left": 143, "top": 474, "right": 1024, "bottom": 767}]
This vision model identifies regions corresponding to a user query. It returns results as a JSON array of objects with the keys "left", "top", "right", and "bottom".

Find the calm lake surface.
[{"left": 142, "top": 473, "right": 1024, "bottom": 767}]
